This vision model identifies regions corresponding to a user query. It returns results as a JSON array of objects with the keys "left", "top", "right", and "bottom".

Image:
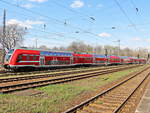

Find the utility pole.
[
  {"left": 118, "top": 40, "right": 120, "bottom": 56},
  {"left": 113, "top": 40, "right": 120, "bottom": 56},
  {"left": 35, "top": 38, "right": 38, "bottom": 48},
  {"left": 105, "top": 49, "right": 108, "bottom": 57},
  {"left": 3, "top": 9, "right": 6, "bottom": 38},
  {"left": 147, "top": 53, "right": 150, "bottom": 62},
  {"left": 1, "top": 9, "right": 6, "bottom": 65},
  {"left": 137, "top": 54, "right": 139, "bottom": 58}
]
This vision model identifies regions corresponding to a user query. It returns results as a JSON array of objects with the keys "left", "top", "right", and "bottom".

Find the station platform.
[{"left": 135, "top": 82, "right": 150, "bottom": 113}]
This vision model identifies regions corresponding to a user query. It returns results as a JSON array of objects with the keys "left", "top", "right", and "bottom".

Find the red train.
[{"left": 4, "top": 48, "right": 146, "bottom": 70}]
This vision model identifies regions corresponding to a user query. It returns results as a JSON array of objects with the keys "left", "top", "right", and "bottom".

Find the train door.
[
  {"left": 93, "top": 57, "right": 96, "bottom": 64},
  {"left": 106, "top": 56, "right": 109, "bottom": 65},
  {"left": 40, "top": 56, "right": 45, "bottom": 66},
  {"left": 70, "top": 56, "right": 73, "bottom": 64}
]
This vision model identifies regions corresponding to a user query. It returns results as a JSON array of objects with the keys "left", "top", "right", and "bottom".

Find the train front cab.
[
  {"left": 4, "top": 49, "right": 15, "bottom": 69},
  {"left": 4, "top": 48, "right": 41, "bottom": 70}
]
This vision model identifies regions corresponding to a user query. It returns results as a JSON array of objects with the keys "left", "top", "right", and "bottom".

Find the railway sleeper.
[{"left": 82, "top": 105, "right": 114, "bottom": 113}]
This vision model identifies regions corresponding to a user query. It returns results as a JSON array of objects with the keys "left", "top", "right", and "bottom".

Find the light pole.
[
  {"left": 114, "top": 40, "right": 120, "bottom": 56},
  {"left": 35, "top": 38, "right": 38, "bottom": 48},
  {"left": 2, "top": 9, "right": 6, "bottom": 65},
  {"left": 118, "top": 40, "right": 120, "bottom": 56}
]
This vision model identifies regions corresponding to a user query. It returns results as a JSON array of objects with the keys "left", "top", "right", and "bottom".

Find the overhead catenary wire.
[
  {"left": 1, "top": 0, "right": 147, "bottom": 49},
  {"left": 113, "top": 0, "right": 139, "bottom": 32},
  {"left": 130, "top": 0, "right": 139, "bottom": 13},
  {"left": 0, "top": 8, "right": 109, "bottom": 45},
  {"left": 0, "top": 0, "right": 115, "bottom": 43},
  {"left": 51, "top": 0, "right": 96, "bottom": 23},
  {"left": 0, "top": 9, "right": 100, "bottom": 46},
  {"left": 113, "top": 0, "right": 150, "bottom": 38}
]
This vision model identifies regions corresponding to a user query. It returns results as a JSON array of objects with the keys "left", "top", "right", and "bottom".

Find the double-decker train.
[{"left": 4, "top": 48, "right": 146, "bottom": 70}]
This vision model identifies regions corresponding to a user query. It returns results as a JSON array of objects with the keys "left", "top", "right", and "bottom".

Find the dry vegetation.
[{"left": 39, "top": 41, "right": 149, "bottom": 58}]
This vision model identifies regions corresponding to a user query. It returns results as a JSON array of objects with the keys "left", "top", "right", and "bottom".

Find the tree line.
[
  {"left": 0, "top": 24, "right": 148, "bottom": 64},
  {"left": 39, "top": 41, "right": 148, "bottom": 58}
]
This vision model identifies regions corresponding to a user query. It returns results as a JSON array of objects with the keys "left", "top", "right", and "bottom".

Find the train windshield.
[
  {"left": 8, "top": 49, "right": 14, "bottom": 54},
  {"left": 5, "top": 49, "right": 14, "bottom": 62}
]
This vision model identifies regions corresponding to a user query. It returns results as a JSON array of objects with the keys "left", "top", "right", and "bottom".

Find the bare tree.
[
  {"left": 0, "top": 24, "right": 26, "bottom": 50},
  {"left": 0, "top": 24, "right": 27, "bottom": 64},
  {"left": 67, "top": 41, "right": 80, "bottom": 52},
  {"left": 39, "top": 45, "right": 49, "bottom": 50},
  {"left": 67, "top": 41, "right": 93, "bottom": 53}
]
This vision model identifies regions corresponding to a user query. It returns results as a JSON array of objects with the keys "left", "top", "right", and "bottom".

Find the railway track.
[
  {"left": 0, "top": 64, "right": 141, "bottom": 77},
  {"left": 0, "top": 64, "right": 141, "bottom": 83},
  {"left": 0, "top": 64, "right": 144, "bottom": 93},
  {"left": 0, "top": 67, "right": 90, "bottom": 77},
  {"left": 63, "top": 65, "right": 150, "bottom": 113},
  {"left": 0, "top": 65, "right": 119, "bottom": 77}
]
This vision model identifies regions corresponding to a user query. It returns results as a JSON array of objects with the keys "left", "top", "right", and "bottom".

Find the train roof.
[
  {"left": 108, "top": 55, "right": 120, "bottom": 58},
  {"left": 119, "top": 56, "right": 129, "bottom": 59},
  {"left": 73, "top": 53, "right": 93, "bottom": 57},
  {"left": 93, "top": 54, "right": 106, "bottom": 58},
  {"left": 12, "top": 47, "right": 73, "bottom": 53},
  {"left": 129, "top": 57, "right": 138, "bottom": 59}
]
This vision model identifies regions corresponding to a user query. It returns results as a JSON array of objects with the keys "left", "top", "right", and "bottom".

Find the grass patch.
[
  {"left": 96, "top": 101, "right": 104, "bottom": 104},
  {"left": 0, "top": 65, "right": 147, "bottom": 113}
]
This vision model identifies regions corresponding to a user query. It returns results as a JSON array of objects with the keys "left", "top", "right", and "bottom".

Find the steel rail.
[
  {"left": 0, "top": 64, "right": 141, "bottom": 77},
  {"left": 112, "top": 69, "right": 150, "bottom": 113},
  {"left": 0, "top": 65, "right": 142, "bottom": 93},
  {"left": 0, "top": 65, "right": 141, "bottom": 83},
  {"left": 63, "top": 66, "right": 150, "bottom": 113}
]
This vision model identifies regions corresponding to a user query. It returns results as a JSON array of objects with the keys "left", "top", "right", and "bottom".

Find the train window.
[
  {"left": 8, "top": 49, "right": 14, "bottom": 54},
  {"left": 27, "top": 55, "right": 30, "bottom": 60},
  {"left": 17, "top": 55, "right": 22, "bottom": 62},
  {"left": 33, "top": 55, "right": 36, "bottom": 60},
  {"left": 49, "top": 52, "right": 52, "bottom": 56},
  {"left": 5, "top": 55, "right": 11, "bottom": 62}
]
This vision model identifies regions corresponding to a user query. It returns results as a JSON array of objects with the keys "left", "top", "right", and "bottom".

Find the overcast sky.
[{"left": 0, "top": 0, "right": 150, "bottom": 49}]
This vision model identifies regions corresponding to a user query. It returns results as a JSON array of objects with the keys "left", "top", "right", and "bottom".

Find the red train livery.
[{"left": 4, "top": 48, "right": 146, "bottom": 70}]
